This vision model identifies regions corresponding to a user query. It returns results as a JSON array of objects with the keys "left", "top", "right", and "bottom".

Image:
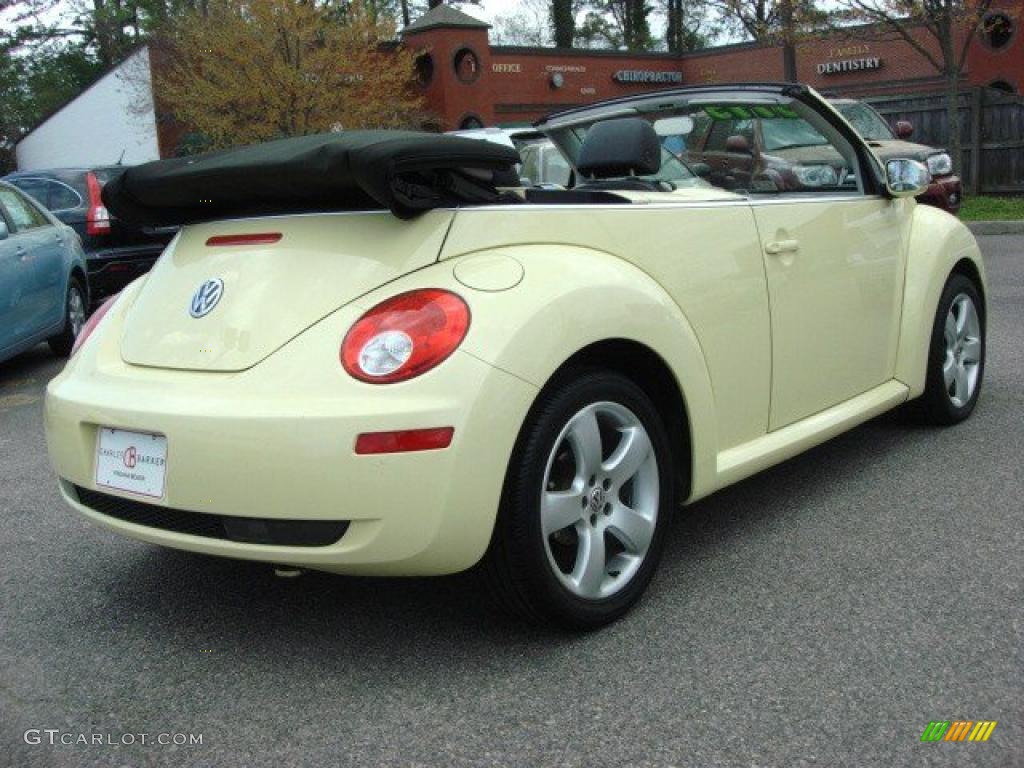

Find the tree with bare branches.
[{"left": 832, "top": 0, "right": 1018, "bottom": 173}]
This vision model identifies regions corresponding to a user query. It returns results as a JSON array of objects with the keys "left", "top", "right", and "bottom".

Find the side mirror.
[
  {"left": 725, "top": 135, "right": 752, "bottom": 154},
  {"left": 690, "top": 162, "right": 712, "bottom": 178},
  {"left": 0, "top": 221, "right": 8, "bottom": 240},
  {"left": 518, "top": 176, "right": 533, "bottom": 187},
  {"left": 894, "top": 120, "right": 913, "bottom": 139},
  {"left": 885, "top": 158, "right": 930, "bottom": 198}
]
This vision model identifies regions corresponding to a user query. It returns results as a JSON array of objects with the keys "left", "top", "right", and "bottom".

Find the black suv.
[{"left": 3, "top": 167, "right": 175, "bottom": 308}]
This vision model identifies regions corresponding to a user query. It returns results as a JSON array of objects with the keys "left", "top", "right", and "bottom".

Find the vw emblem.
[{"left": 189, "top": 278, "right": 224, "bottom": 318}]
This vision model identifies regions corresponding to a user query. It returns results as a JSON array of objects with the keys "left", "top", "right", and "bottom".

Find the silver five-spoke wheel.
[
  {"left": 68, "top": 284, "right": 87, "bottom": 339},
  {"left": 943, "top": 293, "right": 981, "bottom": 408},
  {"left": 541, "top": 401, "right": 659, "bottom": 600}
]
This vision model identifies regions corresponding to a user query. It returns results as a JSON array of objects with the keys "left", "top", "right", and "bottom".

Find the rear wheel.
[
  {"left": 483, "top": 369, "right": 674, "bottom": 629},
  {"left": 914, "top": 273, "right": 985, "bottom": 425},
  {"left": 48, "top": 276, "right": 87, "bottom": 357}
]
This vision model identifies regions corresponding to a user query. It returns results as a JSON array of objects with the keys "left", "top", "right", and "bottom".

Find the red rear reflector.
[
  {"left": 206, "top": 233, "right": 282, "bottom": 246},
  {"left": 354, "top": 427, "right": 454, "bottom": 455}
]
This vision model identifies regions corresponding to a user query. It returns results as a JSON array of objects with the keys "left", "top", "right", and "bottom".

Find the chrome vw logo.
[{"left": 189, "top": 278, "right": 224, "bottom": 318}]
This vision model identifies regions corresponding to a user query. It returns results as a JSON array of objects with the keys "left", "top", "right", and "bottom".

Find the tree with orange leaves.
[{"left": 152, "top": 0, "right": 427, "bottom": 151}]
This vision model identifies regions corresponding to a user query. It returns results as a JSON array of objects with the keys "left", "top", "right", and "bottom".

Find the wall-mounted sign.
[
  {"left": 492, "top": 63, "right": 521, "bottom": 73},
  {"left": 828, "top": 44, "right": 871, "bottom": 59},
  {"left": 546, "top": 65, "right": 587, "bottom": 74},
  {"left": 817, "top": 57, "right": 882, "bottom": 75},
  {"left": 613, "top": 70, "right": 683, "bottom": 84}
]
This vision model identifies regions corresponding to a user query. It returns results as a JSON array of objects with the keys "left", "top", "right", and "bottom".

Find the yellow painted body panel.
[
  {"left": 121, "top": 211, "right": 453, "bottom": 371},
  {"left": 46, "top": 277, "right": 537, "bottom": 575},
  {"left": 44, "top": 193, "right": 985, "bottom": 575},
  {"left": 751, "top": 197, "right": 912, "bottom": 429},
  {"left": 440, "top": 202, "right": 773, "bottom": 459}
]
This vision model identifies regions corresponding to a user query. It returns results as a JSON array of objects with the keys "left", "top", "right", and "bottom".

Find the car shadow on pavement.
[
  {"left": 0, "top": 345, "right": 63, "bottom": 384},
  {"left": 0, "top": 346, "right": 63, "bottom": 413},
  {"left": 72, "top": 406, "right": 925, "bottom": 662}
]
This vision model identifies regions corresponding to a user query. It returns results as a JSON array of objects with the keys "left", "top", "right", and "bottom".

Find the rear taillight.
[
  {"left": 341, "top": 289, "right": 470, "bottom": 383},
  {"left": 71, "top": 294, "right": 119, "bottom": 355},
  {"left": 85, "top": 172, "right": 111, "bottom": 236}
]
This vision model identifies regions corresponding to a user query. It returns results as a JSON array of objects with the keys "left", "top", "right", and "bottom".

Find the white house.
[{"left": 16, "top": 47, "right": 160, "bottom": 171}]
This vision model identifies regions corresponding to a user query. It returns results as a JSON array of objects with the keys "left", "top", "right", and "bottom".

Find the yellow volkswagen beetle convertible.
[{"left": 45, "top": 84, "right": 986, "bottom": 628}]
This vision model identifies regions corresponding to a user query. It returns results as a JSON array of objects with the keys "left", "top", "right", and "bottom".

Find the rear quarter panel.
[{"left": 434, "top": 202, "right": 773, "bottom": 501}]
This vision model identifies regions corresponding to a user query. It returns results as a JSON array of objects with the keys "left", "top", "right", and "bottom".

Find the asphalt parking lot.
[{"left": 1, "top": 234, "right": 1021, "bottom": 768}]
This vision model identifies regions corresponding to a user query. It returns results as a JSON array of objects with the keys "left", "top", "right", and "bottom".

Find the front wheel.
[
  {"left": 48, "top": 276, "right": 87, "bottom": 357},
  {"left": 482, "top": 370, "right": 675, "bottom": 629},
  {"left": 914, "top": 273, "right": 985, "bottom": 425}
]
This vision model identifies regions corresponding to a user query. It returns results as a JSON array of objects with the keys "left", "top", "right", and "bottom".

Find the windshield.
[
  {"left": 760, "top": 118, "right": 829, "bottom": 151},
  {"left": 835, "top": 102, "right": 894, "bottom": 141}
]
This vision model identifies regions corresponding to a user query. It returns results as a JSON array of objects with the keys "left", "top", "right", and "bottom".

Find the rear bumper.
[
  {"left": 44, "top": 294, "right": 537, "bottom": 575},
  {"left": 917, "top": 175, "right": 961, "bottom": 215}
]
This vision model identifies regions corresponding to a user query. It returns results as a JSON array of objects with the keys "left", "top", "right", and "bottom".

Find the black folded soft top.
[{"left": 101, "top": 131, "right": 522, "bottom": 225}]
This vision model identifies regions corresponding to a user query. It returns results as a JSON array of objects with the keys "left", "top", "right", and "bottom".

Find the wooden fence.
[{"left": 865, "top": 86, "right": 1024, "bottom": 195}]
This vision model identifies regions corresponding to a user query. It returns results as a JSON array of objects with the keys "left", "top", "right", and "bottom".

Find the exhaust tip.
[{"left": 273, "top": 566, "right": 304, "bottom": 578}]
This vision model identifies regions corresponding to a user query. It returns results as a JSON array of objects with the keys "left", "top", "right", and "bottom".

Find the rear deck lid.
[{"left": 120, "top": 210, "right": 452, "bottom": 371}]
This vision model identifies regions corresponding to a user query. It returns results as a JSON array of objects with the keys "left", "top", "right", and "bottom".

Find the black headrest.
[{"left": 577, "top": 118, "right": 661, "bottom": 179}]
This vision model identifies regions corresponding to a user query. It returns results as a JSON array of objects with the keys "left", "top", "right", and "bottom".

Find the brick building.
[{"left": 403, "top": 3, "right": 1024, "bottom": 130}]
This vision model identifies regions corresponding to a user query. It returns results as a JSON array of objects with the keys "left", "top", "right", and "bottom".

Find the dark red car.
[
  {"left": 831, "top": 99, "right": 962, "bottom": 214},
  {"left": 676, "top": 99, "right": 961, "bottom": 214}
]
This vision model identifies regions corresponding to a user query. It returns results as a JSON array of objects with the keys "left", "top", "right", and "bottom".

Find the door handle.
[
  {"left": 15, "top": 246, "right": 30, "bottom": 262},
  {"left": 765, "top": 239, "right": 800, "bottom": 255}
]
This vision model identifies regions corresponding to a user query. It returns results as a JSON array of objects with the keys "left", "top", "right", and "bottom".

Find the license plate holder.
[{"left": 95, "top": 428, "right": 168, "bottom": 499}]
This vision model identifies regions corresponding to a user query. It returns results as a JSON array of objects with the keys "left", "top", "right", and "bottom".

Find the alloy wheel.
[
  {"left": 943, "top": 292, "right": 982, "bottom": 407},
  {"left": 69, "top": 285, "right": 86, "bottom": 338},
  {"left": 540, "top": 401, "right": 659, "bottom": 600}
]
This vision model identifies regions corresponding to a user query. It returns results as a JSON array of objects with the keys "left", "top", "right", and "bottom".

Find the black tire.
[
  {"left": 482, "top": 368, "right": 675, "bottom": 630},
  {"left": 912, "top": 272, "right": 986, "bottom": 425},
  {"left": 48, "top": 276, "right": 87, "bottom": 357}
]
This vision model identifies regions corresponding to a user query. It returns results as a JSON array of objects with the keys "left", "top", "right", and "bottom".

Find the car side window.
[
  {"left": 9, "top": 177, "right": 82, "bottom": 211},
  {"left": 0, "top": 187, "right": 51, "bottom": 231},
  {"left": 520, "top": 145, "right": 541, "bottom": 184},
  {"left": 556, "top": 96, "right": 866, "bottom": 196},
  {"left": 540, "top": 147, "right": 571, "bottom": 186},
  {"left": 688, "top": 105, "right": 862, "bottom": 195},
  {"left": 49, "top": 182, "right": 83, "bottom": 211}
]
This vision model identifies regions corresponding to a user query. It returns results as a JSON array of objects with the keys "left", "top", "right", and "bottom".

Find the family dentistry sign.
[{"left": 817, "top": 57, "right": 883, "bottom": 75}]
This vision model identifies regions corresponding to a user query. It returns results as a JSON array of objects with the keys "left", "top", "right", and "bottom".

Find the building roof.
[{"left": 403, "top": 4, "right": 490, "bottom": 34}]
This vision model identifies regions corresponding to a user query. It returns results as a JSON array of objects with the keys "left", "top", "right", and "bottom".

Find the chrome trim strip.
[
  {"left": 453, "top": 195, "right": 882, "bottom": 213},
  {"left": 179, "top": 194, "right": 886, "bottom": 225}
]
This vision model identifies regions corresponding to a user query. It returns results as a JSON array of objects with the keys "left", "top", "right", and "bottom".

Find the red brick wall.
[
  {"left": 967, "top": 1, "right": 1024, "bottom": 92},
  {"left": 408, "top": 26, "right": 497, "bottom": 127},
  {"left": 407, "top": 17, "right": 1022, "bottom": 130}
]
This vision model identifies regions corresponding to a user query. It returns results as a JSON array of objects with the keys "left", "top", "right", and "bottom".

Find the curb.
[{"left": 966, "top": 220, "right": 1024, "bottom": 236}]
